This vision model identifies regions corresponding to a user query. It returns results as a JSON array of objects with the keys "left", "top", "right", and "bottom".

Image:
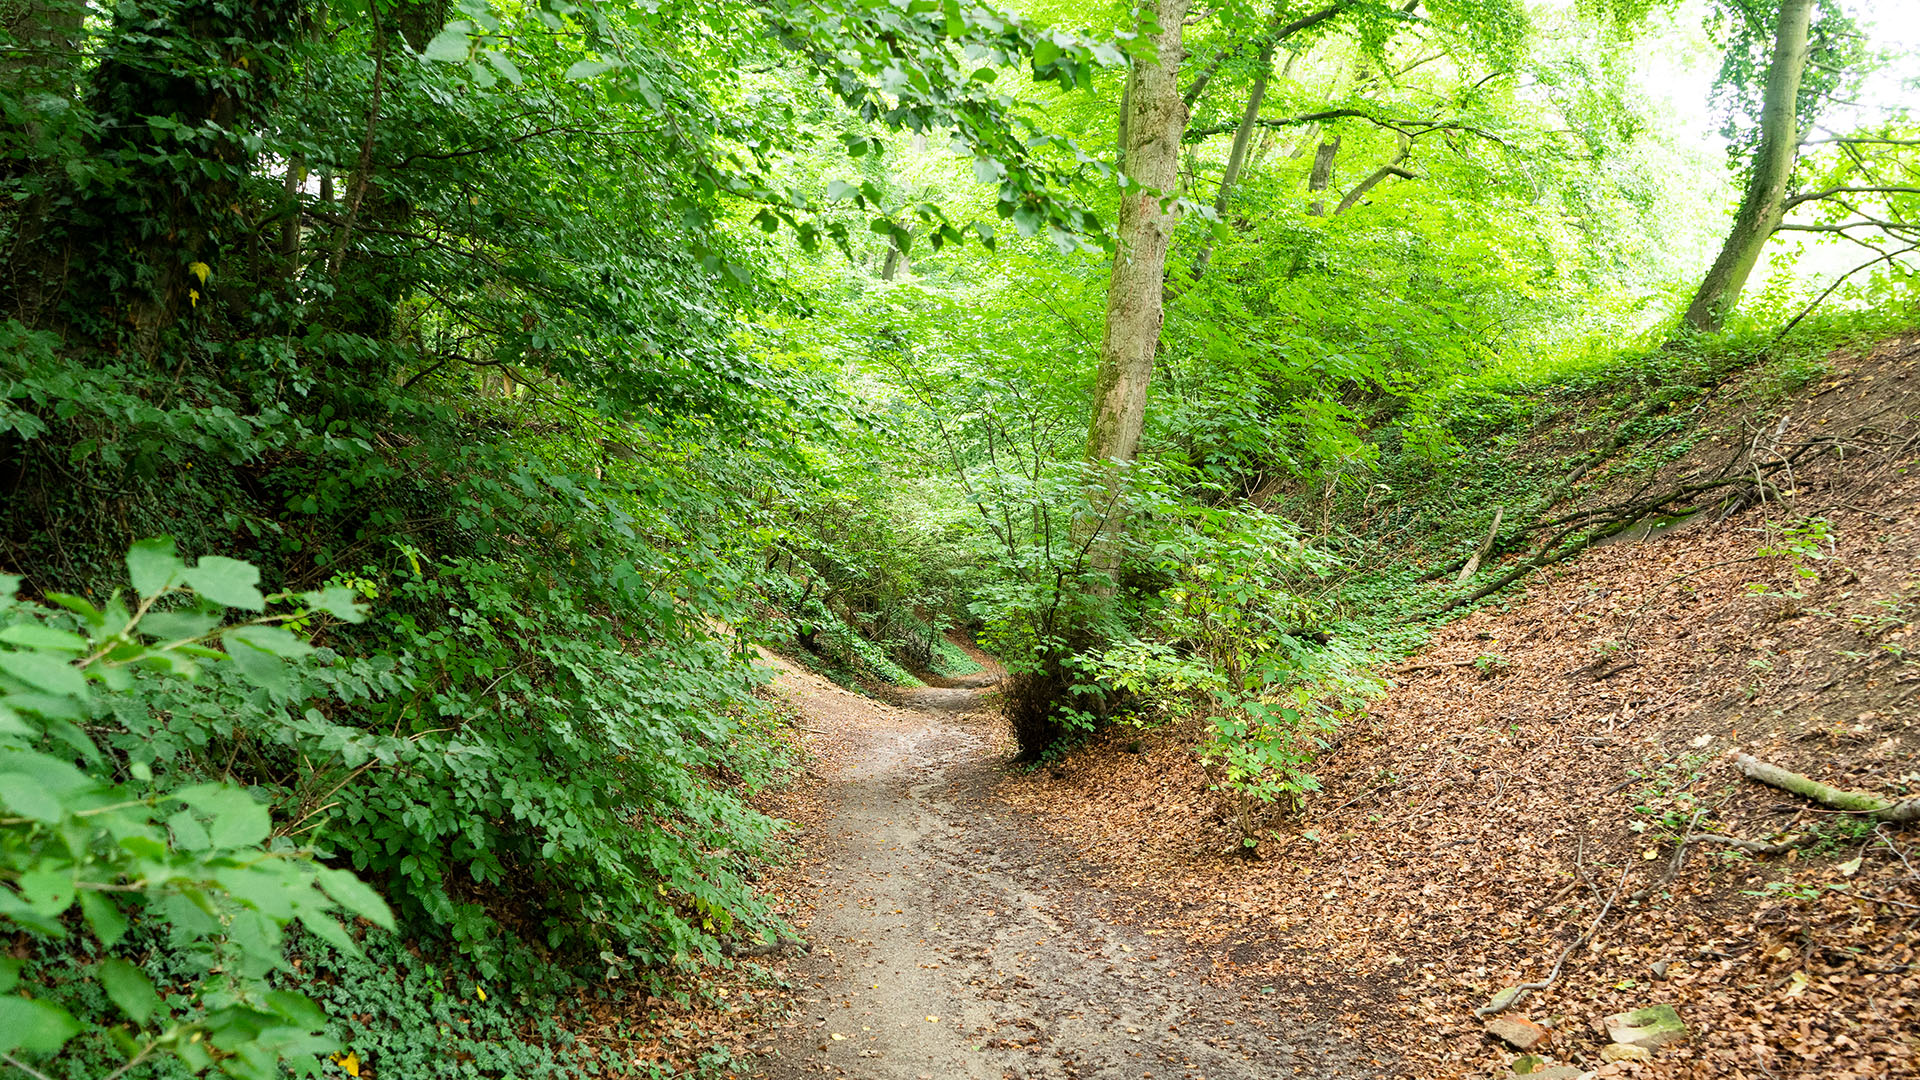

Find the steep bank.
[{"left": 1000, "top": 337, "right": 1920, "bottom": 1079}]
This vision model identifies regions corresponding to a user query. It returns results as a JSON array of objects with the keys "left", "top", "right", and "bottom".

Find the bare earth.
[{"left": 749, "top": 660, "right": 1383, "bottom": 1080}]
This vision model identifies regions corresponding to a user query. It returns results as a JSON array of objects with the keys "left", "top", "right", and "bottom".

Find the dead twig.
[{"left": 1475, "top": 864, "right": 1631, "bottom": 1019}]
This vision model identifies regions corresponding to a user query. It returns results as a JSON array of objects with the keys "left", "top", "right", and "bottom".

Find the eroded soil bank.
[{"left": 747, "top": 661, "right": 1385, "bottom": 1080}]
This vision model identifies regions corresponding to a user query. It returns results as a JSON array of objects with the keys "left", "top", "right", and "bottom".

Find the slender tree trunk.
[
  {"left": 1088, "top": 0, "right": 1192, "bottom": 466},
  {"left": 1334, "top": 136, "right": 1412, "bottom": 214},
  {"left": 1306, "top": 135, "right": 1340, "bottom": 215},
  {"left": 1189, "top": 40, "right": 1279, "bottom": 283},
  {"left": 880, "top": 243, "right": 903, "bottom": 280},
  {"left": 1682, "top": 0, "right": 1814, "bottom": 334},
  {"left": 75, "top": 0, "right": 302, "bottom": 357}
]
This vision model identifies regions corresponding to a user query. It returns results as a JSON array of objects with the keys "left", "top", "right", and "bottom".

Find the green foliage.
[
  {"left": 1089, "top": 498, "right": 1380, "bottom": 845},
  {"left": 0, "top": 542, "right": 391, "bottom": 1079}
]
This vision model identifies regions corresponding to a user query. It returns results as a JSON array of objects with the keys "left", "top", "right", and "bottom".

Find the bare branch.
[{"left": 1785, "top": 184, "right": 1920, "bottom": 209}]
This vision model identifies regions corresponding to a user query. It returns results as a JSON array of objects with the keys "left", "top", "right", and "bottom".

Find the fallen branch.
[
  {"left": 1456, "top": 506, "right": 1504, "bottom": 584},
  {"left": 1732, "top": 753, "right": 1920, "bottom": 823},
  {"left": 1474, "top": 865, "right": 1631, "bottom": 1019}
]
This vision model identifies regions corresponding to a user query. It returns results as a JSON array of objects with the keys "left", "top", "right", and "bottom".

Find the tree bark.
[
  {"left": 1681, "top": 0, "right": 1814, "bottom": 334},
  {"left": 1189, "top": 39, "right": 1279, "bottom": 283},
  {"left": 1306, "top": 134, "right": 1340, "bottom": 215},
  {"left": 1732, "top": 753, "right": 1920, "bottom": 823},
  {"left": 1087, "top": 0, "right": 1192, "bottom": 466}
]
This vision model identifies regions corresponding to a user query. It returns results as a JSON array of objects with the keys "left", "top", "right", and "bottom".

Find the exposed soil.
[{"left": 744, "top": 653, "right": 1388, "bottom": 1080}]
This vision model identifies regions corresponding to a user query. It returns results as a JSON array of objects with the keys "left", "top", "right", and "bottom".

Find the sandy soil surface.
[{"left": 747, "top": 661, "right": 1385, "bottom": 1080}]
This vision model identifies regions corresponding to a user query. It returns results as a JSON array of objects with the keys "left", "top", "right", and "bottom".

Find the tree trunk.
[
  {"left": 1306, "top": 134, "right": 1340, "bottom": 215},
  {"left": 1, "top": 0, "right": 85, "bottom": 150},
  {"left": 1681, "top": 0, "right": 1814, "bottom": 334},
  {"left": 62, "top": 0, "right": 301, "bottom": 355},
  {"left": 1189, "top": 39, "right": 1278, "bottom": 283},
  {"left": 1087, "top": 0, "right": 1191, "bottom": 466},
  {"left": 0, "top": 0, "right": 87, "bottom": 324}
]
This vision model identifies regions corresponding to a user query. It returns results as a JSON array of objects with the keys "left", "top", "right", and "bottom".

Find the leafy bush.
[{"left": 0, "top": 541, "right": 391, "bottom": 1079}]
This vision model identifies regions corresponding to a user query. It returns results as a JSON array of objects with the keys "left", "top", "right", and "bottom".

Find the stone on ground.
[{"left": 1600, "top": 1004, "right": 1688, "bottom": 1049}]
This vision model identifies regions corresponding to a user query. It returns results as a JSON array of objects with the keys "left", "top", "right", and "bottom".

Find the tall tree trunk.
[
  {"left": 1306, "top": 134, "right": 1340, "bottom": 215},
  {"left": 1087, "top": 0, "right": 1192, "bottom": 466},
  {"left": 1189, "top": 40, "right": 1279, "bottom": 283},
  {"left": 0, "top": 0, "right": 86, "bottom": 324},
  {"left": 1, "top": 0, "right": 85, "bottom": 153},
  {"left": 1682, "top": 0, "right": 1814, "bottom": 334},
  {"left": 65, "top": 0, "right": 301, "bottom": 355}
]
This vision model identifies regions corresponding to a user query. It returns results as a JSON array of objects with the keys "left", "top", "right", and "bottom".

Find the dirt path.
[{"left": 751, "top": 662, "right": 1381, "bottom": 1080}]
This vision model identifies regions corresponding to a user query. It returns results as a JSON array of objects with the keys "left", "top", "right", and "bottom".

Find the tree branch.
[
  {"left": 1181, "top": 1, "right": 1347, "bottom": 109},
  {"left": 1785, "top": 185, "right": 1920, "bottom": 209}
]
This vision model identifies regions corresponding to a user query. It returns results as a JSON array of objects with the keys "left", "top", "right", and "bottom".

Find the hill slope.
[{"left": 1002, "top": 335, "right": 1920, "bottom": 1079}]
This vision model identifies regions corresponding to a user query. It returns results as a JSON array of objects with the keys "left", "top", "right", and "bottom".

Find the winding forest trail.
[{"left": 750, "top": 657, "right": 1381, "bottom": 1080}]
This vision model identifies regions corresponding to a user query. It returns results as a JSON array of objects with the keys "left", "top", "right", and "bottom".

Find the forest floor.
[{"left": 736, "top": 649, "right": 1390, "bottom": 1079}]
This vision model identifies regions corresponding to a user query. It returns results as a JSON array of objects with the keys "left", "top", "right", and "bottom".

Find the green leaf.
[
  {"left": 300, "top": 586, "right": 368, "bottom": 623},
  {"left": 185, "top": 556, "right": 265, "bottom": 611},
  {"left": 0, "top": 956, "right": 18, "bottom": 993},
  {"left": 0, "top": 649, "right": 87, "bottom": 699},
  {"left": 226, "top": 625, "right": 314, "bottom": 660},
  {"left": 99, "top": 958, "right": 160, "bottom": 1024},
  {"left": 127, "top": 537, "right": 185, "bottom": 598},
  {"left": 264, "top": 989, "right": 326, "bottom": 1028},
  {"left": 80, "top": 891, "right": 129, "bottom": 946},
  {"left": 140, "top": 608, "right": 224, "bottom": 641},
  {"left": 0, "top": 771, "right": 62, "bottom": 822},
  {"left": 422, "top": 21, "right": 472, "bottom": 62},
  {"left": 483, "top": 49, "right": 524, "bottom": 85},
  {"left": 565, "top": 59, "right": 621, "bottom": 80},
  {"left": 222, "top": 630, "right": 289, "bottom": 696},
  {"left": 0, "top": 624, "right": 87, "bottom": 652},
  {"left": 316, "top": 865, "right": 394, "bottom": 929},
  {"left": 298, "top": 911, "right": 363, "bottom": 958},
  {"left": 165, "top": 808, "right": 211, "bottom": 852},
  {"left": 0, "top": 996, "right": 82, "bottom": 1055},
  {"left": 16, "top": 864, "right": 74, "bottom": 917},
  {"left": 174, "top": 783, "right": 271, "bottom": 848}
]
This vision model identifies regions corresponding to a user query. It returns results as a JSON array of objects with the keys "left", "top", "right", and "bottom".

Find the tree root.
[{"left": 1732, "top": 753, "right": 1920, "bottom": 824}]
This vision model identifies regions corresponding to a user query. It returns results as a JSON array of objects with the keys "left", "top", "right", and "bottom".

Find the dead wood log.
[
  {"left": 1456, "top": 506, "right": 1503, "bottom": 584},
  {"left": 1732, "top": 753, "right": 1920, "bottom": 823}
]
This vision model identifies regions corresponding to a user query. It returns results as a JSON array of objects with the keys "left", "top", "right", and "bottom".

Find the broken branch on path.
[{"left": 1731, "top": 753, "right": 1920, "bottom": 824}]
